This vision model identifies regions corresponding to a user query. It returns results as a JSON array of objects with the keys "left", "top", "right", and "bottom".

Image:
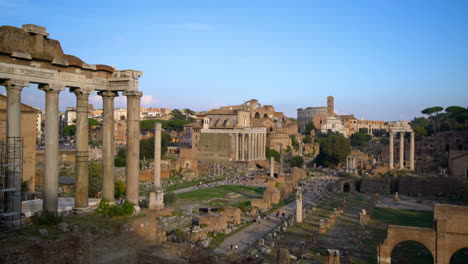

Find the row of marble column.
[
  {"left": 234, "top": 132, "right": 266, "bottom": 161},
  {"left": 2, "top": 79, "right": 142, "bottom": 213},
  {"left": 389, "top": 131, "right": 415, "bottom": 171}
]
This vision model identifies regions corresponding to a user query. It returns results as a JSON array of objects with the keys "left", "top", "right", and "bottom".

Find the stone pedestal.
[
  {"left": 327, "top": 249, "right": 340, "bottom": 264},
  {"left": 149, "top": 188, "right": 164, "bottom": 210}
]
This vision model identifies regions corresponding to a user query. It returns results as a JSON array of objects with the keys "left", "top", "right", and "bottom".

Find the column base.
[{"left": 148, "top": 188, "right": 164, "bottom": 210}]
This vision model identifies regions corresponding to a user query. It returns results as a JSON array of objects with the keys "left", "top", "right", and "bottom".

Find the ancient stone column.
[
  {"left": 410, "top": 131, "right": 415, "bottom": 171},
  {"left": 39, "top": 84, "right": 63, "bottom": 213},
  {"left": 399, "top": 132, "right": 404, "bottom": 169},
  {"left": 235, "top": 133, "right": 239, "bottom": 161},
  {"left": 3, "top": 79, "right": 28, "bottom": 219},
  {"left": 270, "top": 156, "right": 275, "bottom": 177},
  {"left": 248, "top": 133, "right": 252, "bottom": 161},
  {"left": 240, "top": 134, "right": 244, "bottom": 161},
  {"left": 296, "top": 189, "right": 303, "bottom": 223},
  {"left": 124, "top": 91, "right": 142, "bottom": 205},
  {"left": 99, "top": 91, "right": 118, "bottom": 202},
  {"left": 389, "top": 131, "right": 394, "bottom": 170},
  {"left": 73, "top": 88, "right": 90, "bottom": 208},
  {"left": 149, "top": 122, "right": 164, "bottom": 209}
]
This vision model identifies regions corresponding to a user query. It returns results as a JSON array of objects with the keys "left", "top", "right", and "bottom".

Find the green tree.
[
  {"left": 303, "top": 135, "right": 313, "bottom": 143},
  {"left": 315, "top": 133, "right": 351, "bottom": 167},
  {"left": 88, "top": 118, "right": 100, "bottom": 127},
  {"left": 167, "top": 119, "right": 190, "bottom": 131},
  {"left": 114, "top": 148, "right": 126, "bottom": 167},
  {"left": 421, "top": 106, "right": 443, "bottom": 132},
  {"left": 140, "top": 120, "right": 168, "bottom": 130},
  {"left": 139, "top": 132, "right": 171, "bottom": 160},
  {"left": 304, "top": 122, "right": 315, "bottom": 135},
  {"left": 88, "top": 162, "right": 103, "bottom": 198},
  {"left": 183, "top": 108, "right": 196, "bottom": 122},
  {"left": 411, "top": 125, "right": 428, "bottom": 141},
  {"left": 358, "top": 128, "right": 368, "bottom": 134},
  {"left": 350, "top": 132, "right": 372, "bottom": 147},
  {"left": 372, "top": 129, "right": 387, "bottom": 137},
  {"left": 114, "top": 180, "right": 126, "bottom": 198},
  {"left": 266, "top": 147, "right": 280, "bottom": 162},
  {"left": 170, "top": 109, "right": 186, "bottom": 121},
  {"left": 291, "top": 155, "right": 304, "bottom": 168},
  {"left": 63, "top": 125, "right": 76, "bottom": 137}
]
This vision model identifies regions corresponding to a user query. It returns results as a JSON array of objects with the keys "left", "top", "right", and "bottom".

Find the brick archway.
[
  {"left": 378, "top": 205, "right": 468, "bottom": 264},
  {"left": 377, "top": 225, "right": 436, "bottom": 264}
]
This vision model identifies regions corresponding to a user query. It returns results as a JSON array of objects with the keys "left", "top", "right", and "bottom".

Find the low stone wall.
[
  {"left": 360, "top": 178, "right": 390, "bottom": 194},
  {"left": 398, "top": 176, "right": 462, "bottom": 197}
]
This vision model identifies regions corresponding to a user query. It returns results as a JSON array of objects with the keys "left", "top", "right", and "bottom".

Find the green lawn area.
[
  {"left": 165, "top": 176, "right": 225, "bottom": 192},
  {"left": 371, "top": 207, "right": 433, "bottom": 228},
  {"left": 176, "top": 185, "right": 264, "bottom": 201}
]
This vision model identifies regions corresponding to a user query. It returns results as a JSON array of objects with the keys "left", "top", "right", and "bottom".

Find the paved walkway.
[{"left": 213, "top": 190, "right": 322, "bottom": 255}]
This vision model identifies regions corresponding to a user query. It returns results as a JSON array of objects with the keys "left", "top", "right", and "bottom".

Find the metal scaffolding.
[{"left": 0, "top": 137, "right": 23, "bottom": 229}]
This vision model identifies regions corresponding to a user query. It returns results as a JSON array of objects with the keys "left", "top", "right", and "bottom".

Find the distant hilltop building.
[
  {"left": 297, "top": 96, "right": 388, "bottom": 137},
  {"left": 297, "top": 96, "right": 334, "bottom": 133}
]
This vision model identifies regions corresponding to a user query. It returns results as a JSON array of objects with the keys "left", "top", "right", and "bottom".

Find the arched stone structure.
[
  {"left": 333, "top": 177, "right": 358, "bottom": 193},
  {"left": 377, "top": 204, "right": 468, "bottom": 264}
]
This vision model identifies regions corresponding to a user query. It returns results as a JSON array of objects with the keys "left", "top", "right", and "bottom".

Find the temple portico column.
[
  {"left": 235, "top": 133, "right": 239, "bottom": 161},
  {"left": 39, "top": 84, "right": 64, "bottom": 213},
  {"left": 124, "top": 91, "right": 142, "bottom": 205},
  {"left": 240, "top": 134, "right": 244, "bottom": 161},
  {"left": 399, "top": 132, "right": 404, "bottom": 169},
  {"left": 410, "top": 131, "right": 415, "bottom": 171},
  {"left": 98, "top": 91, "right": 118, "bottom": 202},
  {"left": 389, "top": 131, "right": 394, "bottom": 170},
  {"left": 254, "top": 133, "right": 258, "bottom": 160},
  {"left": 247, "top": 133, "right": 252, "bottom": 161},
  {"left": 73, "top": 88, "right": 90, "bottom": 208},
  {"left": 3, "top": 79, "right": 29, "bottom": 217}
]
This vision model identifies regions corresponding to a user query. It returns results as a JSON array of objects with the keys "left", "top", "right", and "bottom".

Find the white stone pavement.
[
  {"left": 22, "top": 198, "right": 100, "bottom": 217},
  {"left": 213, "top": 190, "right": 322, "bottom": 255}
]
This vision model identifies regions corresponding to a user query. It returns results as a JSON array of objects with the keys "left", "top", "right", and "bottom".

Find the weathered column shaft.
[
  {"left": 125, "top": 91, "right": 142, "bottom": 205},
  {"left": 399, "top": 132, "right": 404, "bottom": 169},
  {"left": 4, "top": 80, "right": 28, "bottom": 218},
  {"left": 154, "top": 122, "right": 162, "bottom": 187},
  {"left": 99, "top": 91, "right": 118, "bottom": 201},
  {"left": 389, "top": 132, "right": 394, "bottom": 170},
  {"left": 74, "top": 89, "right": 90, "bottom": 208},
  {"left": 296, "top": 196, "right": 303, "bottom": 223},
  {"left": 235, "top": 133, "right": 239, "bottom": 161},
  {"left": 270, "top": 156, "right": 274, "bottom": 177},
  {"left": 40, "top": 85, "right": 62, "bottom": 213},
  {"left": 410, "top": 131, "right": 415, "bottom": 171}
]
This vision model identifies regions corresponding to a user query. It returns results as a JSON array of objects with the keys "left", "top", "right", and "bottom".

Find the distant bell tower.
[{"left": 327, "top": 96, "right": 334, "bottom": 116}]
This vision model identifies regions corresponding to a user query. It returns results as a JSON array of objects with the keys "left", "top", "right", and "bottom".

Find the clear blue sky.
[{"left": 1, "top": 0, "right": 467, "bottom": 121}]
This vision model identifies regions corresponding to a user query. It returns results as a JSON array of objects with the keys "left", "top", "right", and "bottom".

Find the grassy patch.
[
  {"left": 176, "top": 185, "right": 264, "bottom": 201},
  {"left": 65, "top": 213, "right": 146, "bottom": 235},
  {"left": 371, "top": 207, "right": 433, "bottom": 228},
  {"left": 165, "top": 177, "right": 224, "bottom": 192}
]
